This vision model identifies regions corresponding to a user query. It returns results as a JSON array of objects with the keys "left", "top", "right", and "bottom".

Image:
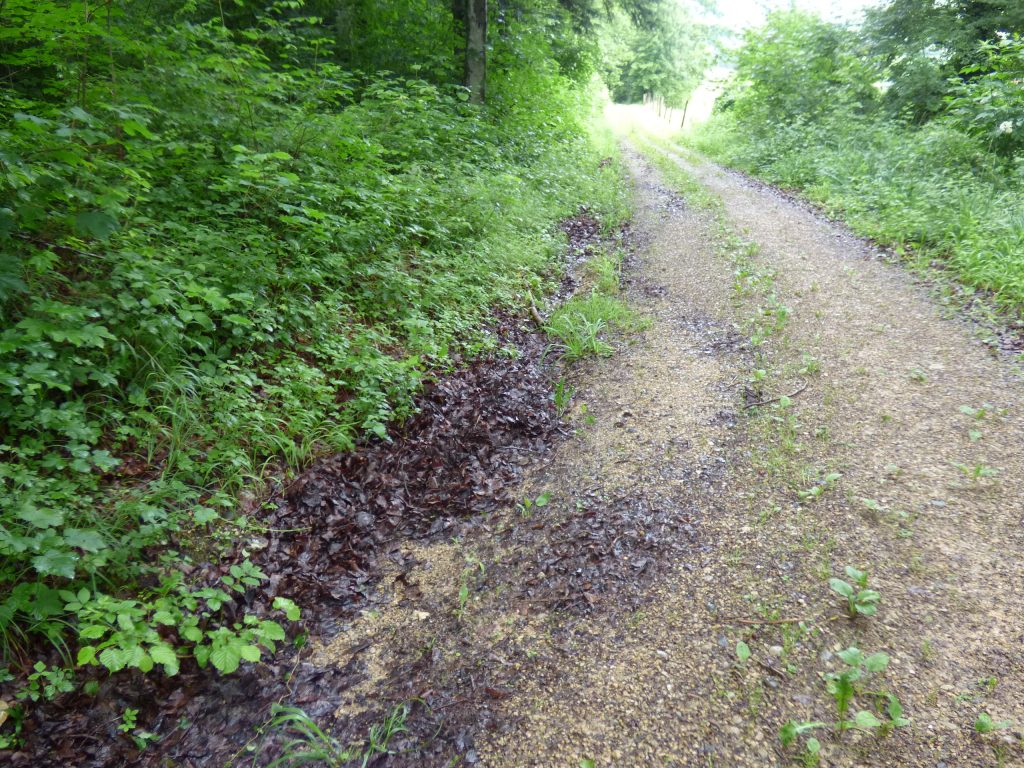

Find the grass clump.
[
  {"left": 546, "top": 293, "right": 640, "bottom": 362},
  {"left": 260, "top": 703, "right": 410, "bottom": 768}
]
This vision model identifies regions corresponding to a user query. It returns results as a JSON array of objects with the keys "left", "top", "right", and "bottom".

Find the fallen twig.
[
  {"left": 711, "top": 613, "right": 843, "bottom": 628},
  {"left": 712, "top": 616, "right": 808, "bottom": 627},
  {"left": 743, "top": 379, "right": 808, "bottom": 409},
  {"left": 757, "top": 659, "right": 788, "bottom": 679},
  {"left": 527, "top": 290, "right": 545, "bottom": 327}
]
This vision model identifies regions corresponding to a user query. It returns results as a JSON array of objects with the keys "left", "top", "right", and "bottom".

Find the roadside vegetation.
[
  {"left": 0, "top": 0, "right": 713, "bottom": 746},
  {"left": 688, "top": 2, "right": 1024, "bottom": 318}
]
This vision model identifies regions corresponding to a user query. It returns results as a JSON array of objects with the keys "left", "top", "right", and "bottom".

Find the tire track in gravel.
[{"left": 649, "top": 135, "right": 1024, "bottom": 766}]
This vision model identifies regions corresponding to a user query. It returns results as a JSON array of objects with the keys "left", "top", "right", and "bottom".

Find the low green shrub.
[
  {"left": 686, "top": 10, "right": 1024, "bottom": 317},
  {"left": 0, "top": 2, "right": 629, "bottom": 696},
  {"left": 690, "top": 111, "right": 1024, "bottom": 314}
]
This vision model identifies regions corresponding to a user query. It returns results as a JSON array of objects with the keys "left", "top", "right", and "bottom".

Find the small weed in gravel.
[
  {"left": 798, "top": 472, "right": 842, "bottom": 503},
  {"left": 829, "top": 566, "right": 881, "bottom": 619},
  {"left": 781, "top": 647, "right": 909, "bottom": 760}
]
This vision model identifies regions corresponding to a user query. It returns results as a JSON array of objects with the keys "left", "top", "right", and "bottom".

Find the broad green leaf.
[
  {"left": 837, "top": 647, "right": 863, "bottom": 666},
  {"left": 829, "top": 578, "right": 853, "bottom": 598},
  {"left": 149, "top": 644, "right": 180, "bottom": 676},
  {"left": 194, "top": 644, "right": 211, "bottom": 668},
  {"left": 779, "top": 722, "right": 798, "bottom": 746},
  {"left": 736, "top": 641, "right": 751, "bottom": 662},
  {"left": 273, "top": 597, "right": 301, "bottom": 622},
  {"left": 32, "top": 550, "right": 77, "bottom": 578},
  {"left": 122, "top": 119, "right": 156, "bottom": 139},
  {"left": 853, "top": 710, "right": 882, "bottom": 729},
  {"left": 864, "top": 652, "right": 890, "bottom": 673},
  {"left": 779, "top": 720, "right": 824, "bottom": 747},
  {"left": 259, "top": 620, "right": 286, "bottom": 642},
  {"left": 210, "top": 643, "right": 242, "bottom": 674},
  {"left": 975, "top": 713, "right": 1011, "bottom": 733},
  {"left": 193, "top": 506, "right": 219, "bottom": 524},
  {"left": 99, "top": 646, "right": 128, "bottom": 672},
  {"left": 887, "top": 695, "right": 903, "bottom": 720},
  {"left": 79, "top": 624, "right": 108, "bottom": 640},
  {"left": 63, "top": 528, "right": 107, "bottom": 552},
  {"left": 844, "top": 565, "right": 866, "bottom": 584},
  {"left": 0, "top": 208, "right": 14, "bottom": 239},
  {"left": 136, "top": 652, "right": 154, "bottom": 673},
  {"left": 17, "top": 504, "right": 64, "bottom": 529},
  {"left": 67, "top": 106, "right": 96, "bottom": 124},
  {"left": 73, "top": 210, "right": 119, "bottom": 240}
]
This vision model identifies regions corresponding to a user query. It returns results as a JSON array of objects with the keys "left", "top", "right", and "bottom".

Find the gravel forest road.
[
  {"left": 308, "top": 107, "right": 1024, "bottom": 768},
  {"left": 475, "top": 111, "right": 1024, "bottom": 767}
]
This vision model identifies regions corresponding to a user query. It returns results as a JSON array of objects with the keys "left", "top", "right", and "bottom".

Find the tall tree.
[
  {"left": 466, "top": 0, "right": 487, "bottom": 102},
  {"left": 864, "top": 0, "right": 1024, "bottom": 121},
  {"left": 451, "top": 0, "right": 487, "bottom": 102},
  {"left": 599, "top": 0, "right": 711, "bottom": 108}
]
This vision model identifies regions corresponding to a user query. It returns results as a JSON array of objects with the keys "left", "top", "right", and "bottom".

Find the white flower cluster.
[{"left": 998, "top": 120, "right": 1015, "bottom": 135}]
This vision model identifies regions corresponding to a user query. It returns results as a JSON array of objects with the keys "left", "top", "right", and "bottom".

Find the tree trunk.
[
  {"left": 452, "top": 0, "right": 466, "bottom": 70},
  {"left": 680, "top": 99, "right": 690, "bottom": 129},
  {"left": 465, "top": 0, "right": 486, "bottom": 103}
]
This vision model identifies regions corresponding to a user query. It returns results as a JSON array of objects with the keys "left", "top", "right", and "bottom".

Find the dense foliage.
[
  {"left": 599, "top": 0, "right": 710, "bottom": 107},
  {"left": 693, "top": 4, "right": 1024, "bottom": 314},
  {"left": 0, "top": 0, "right": 672, "bottom": 711}
]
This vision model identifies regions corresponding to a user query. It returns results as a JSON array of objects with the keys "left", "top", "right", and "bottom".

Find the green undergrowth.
[
  {"left": 684, "top": 15, "right": 1024, "bottom": 320},
  {"left": 688, "top": 115, "right": 1024, "bottom": 315},
  {"left": 0, "top": 2, "right": 629, "bottom": 699}
]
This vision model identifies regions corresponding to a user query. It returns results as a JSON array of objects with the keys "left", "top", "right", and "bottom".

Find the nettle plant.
[
  {"left": 829, "top": 566, "right": 881, "bottom": 618},
  {"left": 781, "top": 647, "right": 909, "bottom": 758}
]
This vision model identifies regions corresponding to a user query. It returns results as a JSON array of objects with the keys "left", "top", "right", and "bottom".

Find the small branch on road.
[
  {"left": 743, "top": 379, "right": 808, "bottom": 410},
  {"left": 527, "top": 290, "right": 544, "bottom": 327},
  {"left": 711, "top": 613, "right": 843, "bottom": 628}
]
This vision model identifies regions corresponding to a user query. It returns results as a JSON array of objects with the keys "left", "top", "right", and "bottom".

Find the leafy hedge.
[{"left": 0, "top": 4, "right": 627, "bottom": 691}]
